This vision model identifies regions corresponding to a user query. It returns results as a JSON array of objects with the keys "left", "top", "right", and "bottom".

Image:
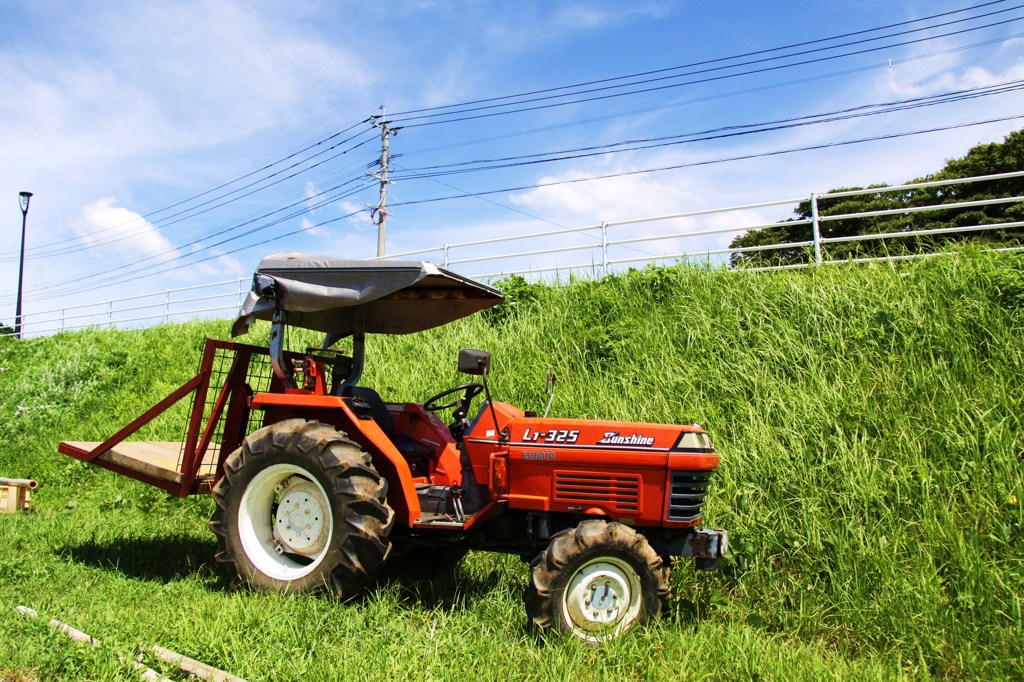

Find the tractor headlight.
[{"left": 674, "top": 431, "right": 714, "bottom": 452}]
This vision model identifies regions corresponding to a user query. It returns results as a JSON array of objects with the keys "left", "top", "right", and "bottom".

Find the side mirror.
[{"left": 458, "top": 348, "right": 491, "bottom": 375}]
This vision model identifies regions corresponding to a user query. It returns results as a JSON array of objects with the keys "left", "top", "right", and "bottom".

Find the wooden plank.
[{"left": 64, "top": 441, "right": 184, "bottom": 484}]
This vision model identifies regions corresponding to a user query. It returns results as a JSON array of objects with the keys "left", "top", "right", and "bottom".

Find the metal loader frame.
[{"left": 57, "top": 339, "right": 285, "bottom": 497}]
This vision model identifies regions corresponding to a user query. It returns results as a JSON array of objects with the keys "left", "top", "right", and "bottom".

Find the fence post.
[
  {"left": 60, "top": 309, "right": 65, "bottom": 332},
  {"left": 108, "top": 301, "right": 113, "bottom": 327},
  {"left": 164, "top": 290, "right": 170, "bottom": 324},
  {"left": 443, "top": 243, "right": 450, "bottom": 268},
  {"left": 236, "top": 277, "right": 243, "bottom": 306},
  {"left": 810, "top": 192, "right": 822, "bottom": 265},
  {"left": 600, "top": 221, "right": 609, "bottom": 278}
]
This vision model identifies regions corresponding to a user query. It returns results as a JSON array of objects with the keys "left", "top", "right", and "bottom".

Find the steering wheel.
[{"left": 423, "top": 383, "right": 484, "bottom": 412}]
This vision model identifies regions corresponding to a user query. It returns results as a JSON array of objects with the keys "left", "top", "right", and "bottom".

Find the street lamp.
[{"left": 14, "top": 191, "right": 32, "bottom": 339}]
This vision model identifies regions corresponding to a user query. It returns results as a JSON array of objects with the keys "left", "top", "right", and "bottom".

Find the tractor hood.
[{"left": 231, "top": 253, "right": 503, "bottom": 339}]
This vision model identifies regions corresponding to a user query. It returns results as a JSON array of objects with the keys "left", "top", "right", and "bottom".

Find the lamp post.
[{"left": 14, "top": 191, "right": 32, "bottom": 339}]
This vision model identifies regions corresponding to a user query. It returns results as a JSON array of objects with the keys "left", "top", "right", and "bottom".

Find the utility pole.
[{"left": 370, "top": 108, "right": 393, "bottom": 257}]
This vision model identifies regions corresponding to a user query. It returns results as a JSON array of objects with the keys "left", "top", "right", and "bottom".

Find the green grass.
[{"left": 1, "top": 250, "right": 1022, "bottom": 680}]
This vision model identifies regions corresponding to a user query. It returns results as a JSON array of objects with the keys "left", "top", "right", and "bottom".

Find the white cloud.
[
  {"left": 510, "top": 169, "right": 699, "bottom": 223},
  {"left": 71, "top": 198, "right": 180, "bottom": 263},
  {"left": 323, "top": 226, "right": 378, "bottom": 259},
  {"left": 419, "top": 49, "right": 471, "bottom": 107},
  {"left": 299, "top": 217, "right": 328, "bottom": 238},
  {"left": 882, "top": 60, "right": 1024, "bottom": 99},
  {"left": 305, "top": 182, "right": 322, "bottom": 210},
  {"left": 100, "top": 2, "right": 369, "bottom": 144},
  {"left": 0, "top": 1, "right": 379, "bottom": 313},
  {"left": 549, "top": 2, "right": 675, "bottom": 31},
  {"left": 186, "top": 244, "right": 246, "bottom": 280},
  {"left": 4, "top": 0, "right": 1023, "bottom": 315},
  {"left": 481, "top": 1, "right": 679, "bottom": 48},
  {"left": 0, "top": 3, "right": 371, "bottom": 166},
  {"left": 1000, "top": 36, "right": 1024, "bottom": 52},
  {"left": 397, "top": 2, "right": 682, "bottom": 111},
  {"left": 338, "top": 201, "right": 374, "bottom": 226},
  {"left": 504, "top": 168, "right": 775, "bottom": 266}
]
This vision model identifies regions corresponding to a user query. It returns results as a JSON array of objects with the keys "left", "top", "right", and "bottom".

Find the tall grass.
[{"left": 1, "top": 250, "right": 1021, "bottom": 680}]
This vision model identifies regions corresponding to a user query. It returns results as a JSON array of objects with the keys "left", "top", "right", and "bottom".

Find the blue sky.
[{"left": 2, "top": 0, "right": 1023, "bottom": 327}]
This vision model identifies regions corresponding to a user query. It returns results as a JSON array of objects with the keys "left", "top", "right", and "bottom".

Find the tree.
[{"left": 729, "top": 129, "right": 1024, "bottom": 267}]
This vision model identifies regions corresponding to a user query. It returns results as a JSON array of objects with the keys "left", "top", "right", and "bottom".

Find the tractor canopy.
[{"left": 231, "top": 253, "right": 504, "bottom": 340}]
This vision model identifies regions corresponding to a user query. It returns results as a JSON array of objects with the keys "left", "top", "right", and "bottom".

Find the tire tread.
[
  {"left": 524, "top": 519, "right": 669, "bottom": 641},
  {"left": 209, "top": 419, "right": 394, "bottom": 599}
]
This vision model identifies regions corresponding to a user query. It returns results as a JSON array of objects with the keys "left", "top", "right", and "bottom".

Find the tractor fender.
[
  {"left": 249, "top": 394, "right": 421, "bottom": 525},
  {"left": 336, "top": 400, "right": 422, "bottom": 526}
]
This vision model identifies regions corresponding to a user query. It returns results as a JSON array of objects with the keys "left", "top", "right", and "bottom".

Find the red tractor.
[{"left": 59, "top": 254, "right": 726, "bottom": 643}]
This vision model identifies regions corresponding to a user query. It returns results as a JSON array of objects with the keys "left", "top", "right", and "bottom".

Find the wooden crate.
[{"left": 0, "top": 484, "right": 31, "bottom": 513}]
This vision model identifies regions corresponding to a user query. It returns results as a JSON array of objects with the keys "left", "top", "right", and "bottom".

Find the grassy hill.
[{"left": 1, "top": 250, "right": 1022, "bottom": 680}]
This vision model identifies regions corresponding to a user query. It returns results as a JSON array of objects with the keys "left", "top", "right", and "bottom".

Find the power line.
[
  {"left": 68, "top": 116, "right": 1016, "bottom": 298},
  {"left": 9, "top": 3, "right": 1021, "bottom": 303},
  {"left": 389, "top": 81, "right": 1024, "bottom": 179},
  {"left": 390, "top": 14, "right": 1024, "bottom": 129},
  {"left": 75, "top": 81, "right": 1014, "bottom": 293},
  {"left": 42, "top": 207, "right": 373, "bottom": 300},
  {"left": 387, "top": 3, "right": 1019, "bottom": 125},
  {"left": 3, "top": 163, "right": 380, "bottom": 300},
  {"left": 387, "top": 115, "right": 1024, "bottom": 208},
  {"left": 392, "top": 162, "right": 570, "bottom": 229},
  {"left": 10, "top": 182, "right": 378, "bottom": 304},
  {"left": 388, "top": 83, "right": 1024, "bottom": 257},
  {"left": 388, "top": 0, "right": 1013, "bottom": 118},
  {"left": 5, "top": 129, "right": 377, "bottom": 261},
  {"left": 396, "top": 30, "right": 1023, "bottom": 160},
  {"left": 0, "top": 117, "right": 375, "bottom": 259},
  {"left": 13, "top": 4, "right": 1016, "bottom": 263},
  {"left": 15, "top": 115, "right": 1022, "bottom": 304},
  {"left": 390, "top": 162, "right": 661, "bottom": 260},
  {"left": 0, "top": 130, "right": 379, "bottom": 263}
]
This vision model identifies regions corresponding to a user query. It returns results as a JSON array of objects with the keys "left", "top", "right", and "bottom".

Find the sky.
[{"left": 1, "top": 0, "right": 1023, "bottom": 333}]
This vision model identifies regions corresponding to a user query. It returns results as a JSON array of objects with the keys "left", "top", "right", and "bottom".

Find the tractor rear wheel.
[
  {"left": 524, "top": 520, "right": 669, "bottom": 643},
  {"left": 210, "top": 419, "right": 394, "bottom": 599}
]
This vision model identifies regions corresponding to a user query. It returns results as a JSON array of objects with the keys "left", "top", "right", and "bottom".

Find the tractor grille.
[
  {"left": 554, "top": 472, "right": 640, "bottom": 513},
  {"left": 667, "top": 470, "right": 712, "bottom": 521}
]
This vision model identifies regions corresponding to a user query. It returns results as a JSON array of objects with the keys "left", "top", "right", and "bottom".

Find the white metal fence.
[
  {"left": 7, "top": 170, "right": 1023, "bottom": 337},
  {"left": 11, "top": 277, "right": 252, "bottom": 338},
  {"left": 383, "top": 169, "right": 1024, "bottom": 276}
]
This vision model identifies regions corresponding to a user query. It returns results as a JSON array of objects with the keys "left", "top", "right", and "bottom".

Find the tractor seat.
[{"left": 344, "top": 386, "right": 434, "bottom": 459}]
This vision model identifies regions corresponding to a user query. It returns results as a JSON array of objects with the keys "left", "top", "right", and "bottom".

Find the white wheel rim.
[
  {"left": 238, "top": 463, "right": 334, "bottom": 582},
  {"left": 562, "top": 556, "right": 643, "bottom": 642}
]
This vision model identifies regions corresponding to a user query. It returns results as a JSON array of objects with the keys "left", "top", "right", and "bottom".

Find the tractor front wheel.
[
  {"left": 210, "top": 419, "right": 394, "bottom": 599},
  {"left": 524, "top": 520, "right": 669, "bottom": 643}
]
